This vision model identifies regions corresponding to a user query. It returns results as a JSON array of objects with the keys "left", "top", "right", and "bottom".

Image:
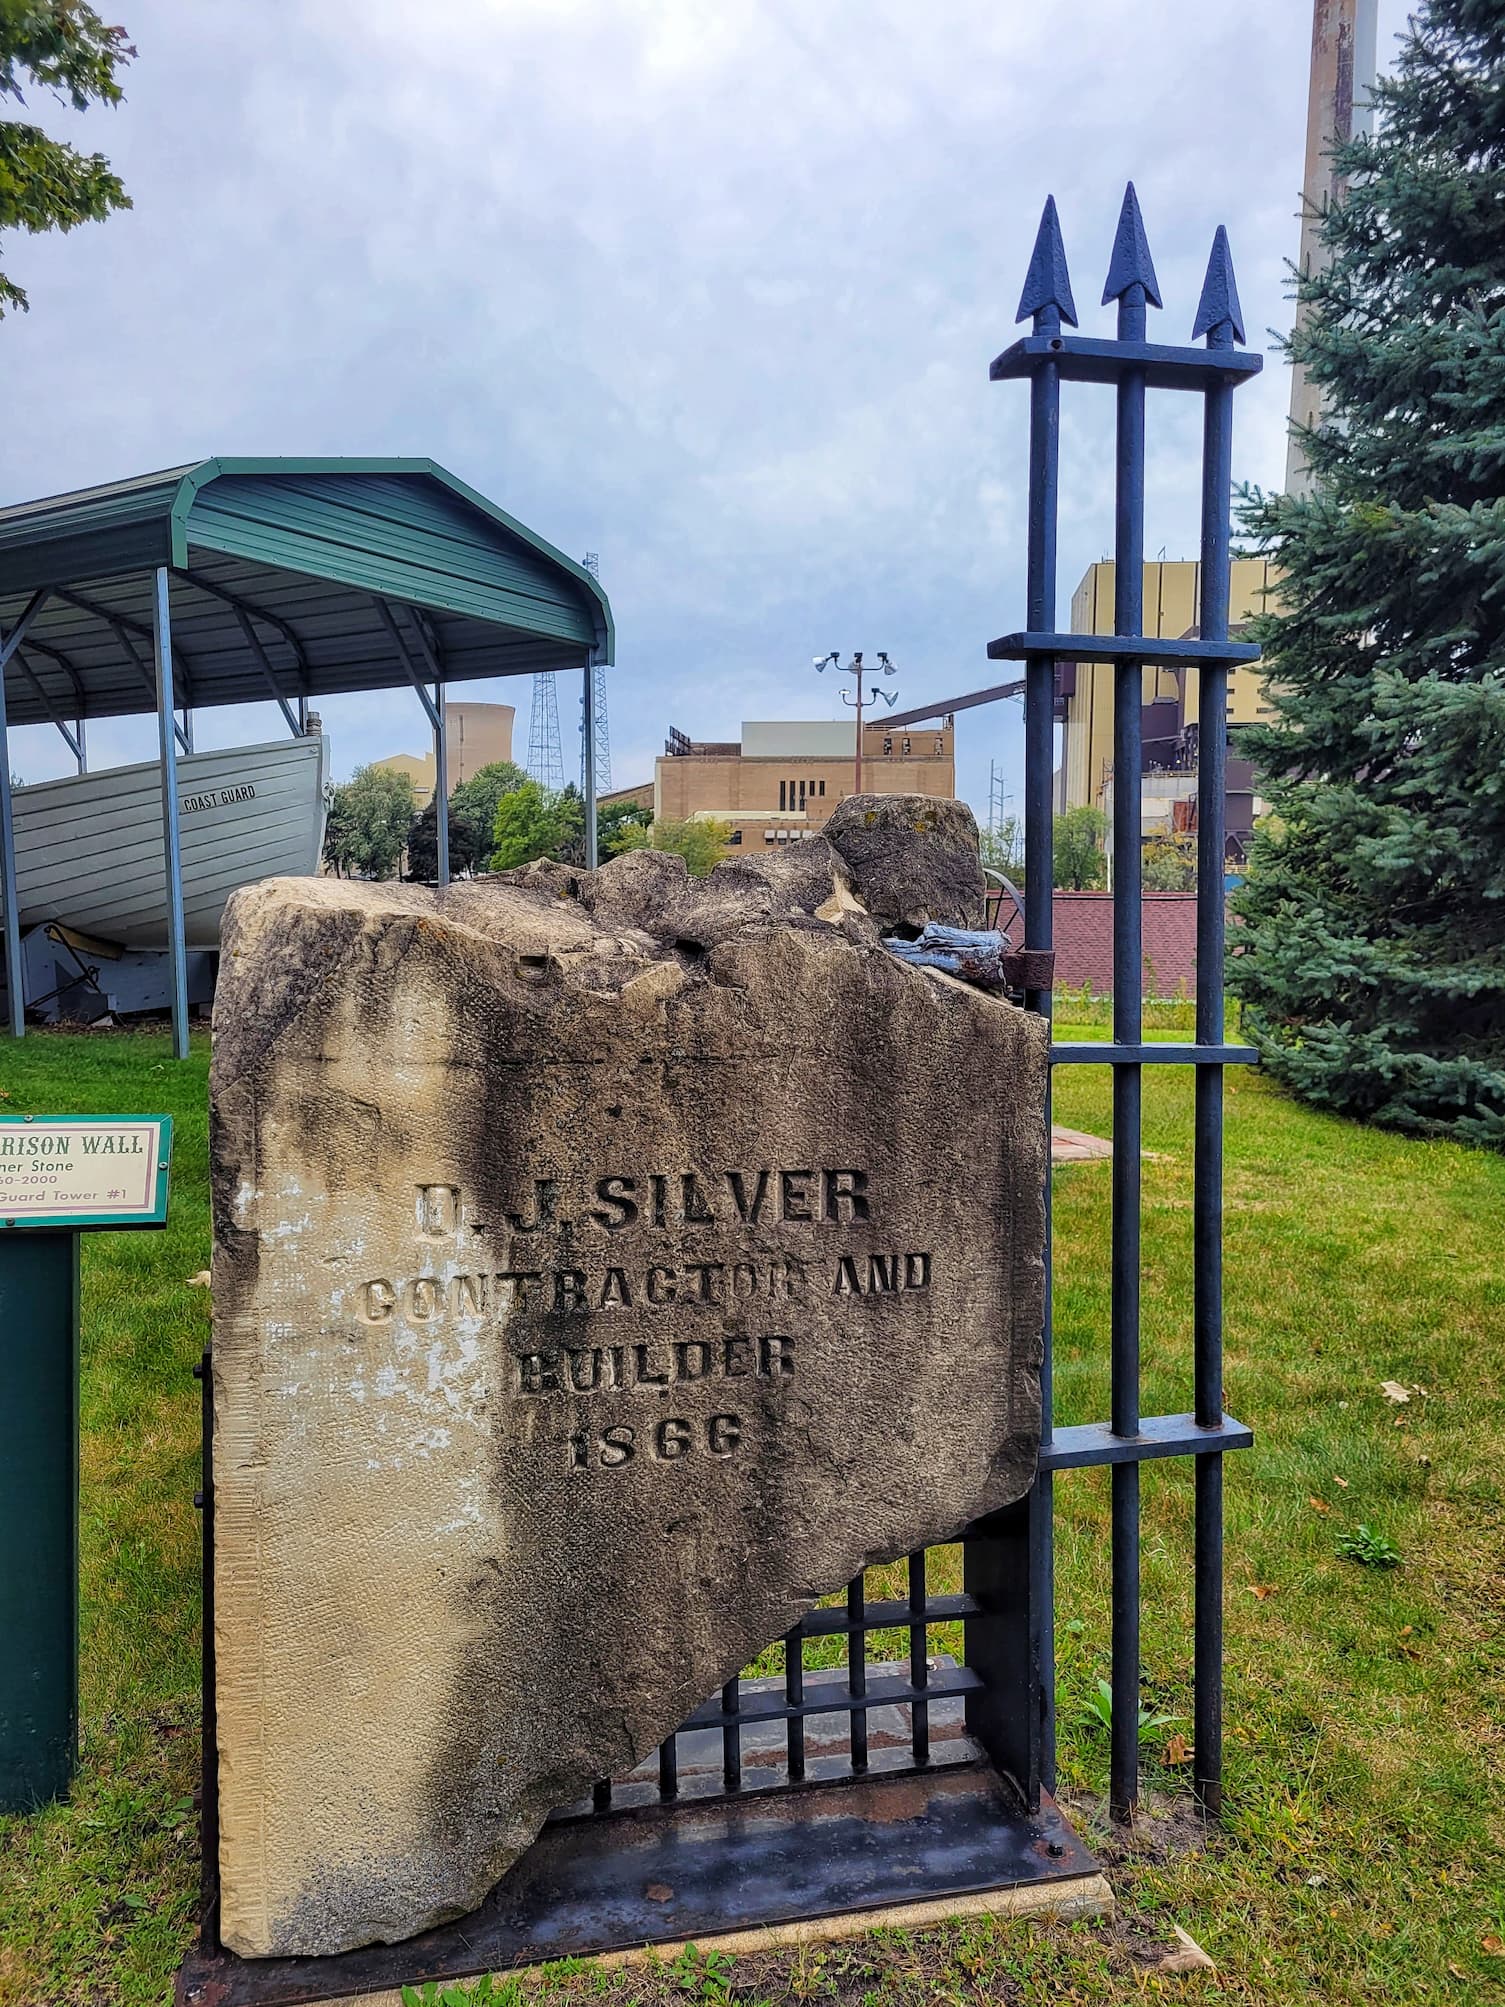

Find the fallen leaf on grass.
[
  {"left": 1246, "top": 1583, "right": 1277, "bottom": 1599},
  {"left": 1448, "top": 1962, "right": 1467, "bottom": 1980},
  {"left": 186, "top": 1271, "right": 211, "bottom": 1288},
  {"left": 1163, "top": 1733, "right": 1192, "bottom": 1764},
  {"left": 1152, "top": 1926, "right": 1215, "bottom": 1975},
  {"left": 1380, "top": 1381, "right": 1410, "bottom": 1404},
  {"left": 1333, "top": 1476, "right": 1349, "bottom": 1488},
  {"left": 1309, "top": 1497, "right": 1331, "bottom": 1514},
  {"left": 1482, "top": 1936, "right": 1505, "bottom": 1956}
]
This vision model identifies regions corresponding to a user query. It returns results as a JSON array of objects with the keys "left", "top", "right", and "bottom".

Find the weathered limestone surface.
[{"left": 210, "top": 798, "right": 1047, "bottom": 1958}]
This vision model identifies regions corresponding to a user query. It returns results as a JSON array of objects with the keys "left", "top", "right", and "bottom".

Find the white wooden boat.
[{"left": 4, "top": 735, "right": 331, "bottom": 950}]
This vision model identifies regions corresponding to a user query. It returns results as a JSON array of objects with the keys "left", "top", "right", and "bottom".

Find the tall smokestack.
[{"left": 1286, "top": 0, "right": 1378, "bottom": 496}]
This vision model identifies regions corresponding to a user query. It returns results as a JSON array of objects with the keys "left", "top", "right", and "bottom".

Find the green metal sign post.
[{"left": 0, "top": 1114, "right": 171, "bottom": 1812}]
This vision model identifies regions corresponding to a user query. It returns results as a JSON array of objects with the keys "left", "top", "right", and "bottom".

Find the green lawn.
[{"left": 0, "top": 1027, "right": 1502, "bottom": 2006}]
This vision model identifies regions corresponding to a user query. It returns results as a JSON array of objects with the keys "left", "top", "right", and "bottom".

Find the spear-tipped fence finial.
[
  {"left": 1192, "top": 224, "right": 1245, "bottom": 347},
  {"left": 1101, "top": 181, "right": 1162, "bottom": 312},
  {"left": 1015, "top": 194, "right": 1078, "bottom": 333}
]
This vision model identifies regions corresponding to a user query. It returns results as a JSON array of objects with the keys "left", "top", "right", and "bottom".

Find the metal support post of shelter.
[
  {"left": 0, "top": 590, "right": 51, "bottom": 1039},
  {"left": 152, "top": 568, "right": 191, "bottom": 1063},
  {"left": 433, "top": 678, "right": 449, "bottom": 890},
  {"left": 582, "top": 651, "right": 599, "bottom": 869}
]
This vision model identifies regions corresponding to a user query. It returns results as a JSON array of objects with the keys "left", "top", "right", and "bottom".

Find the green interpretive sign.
[
  {"left": 0, "top": 1114, "right": 172, "bottom": 1230},
  {"left": 0, "top": 1112, "right": 173, "bottom": 1811}
]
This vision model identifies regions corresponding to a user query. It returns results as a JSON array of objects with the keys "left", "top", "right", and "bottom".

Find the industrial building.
[
  {"left": 652, "top": 718, "right": 954, "bottom": 849},
  {"left": 1055, "top": 556, "right": 1275, "bottom": 862}
]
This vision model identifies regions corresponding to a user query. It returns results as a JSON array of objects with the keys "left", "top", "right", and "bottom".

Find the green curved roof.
[{"left": 0, "top": 458, "right": 613, "bottom": 727}]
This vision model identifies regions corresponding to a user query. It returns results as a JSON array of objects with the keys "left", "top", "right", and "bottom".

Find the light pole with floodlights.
[{"left": 813, "top": 651, "right": 898, "bottom": 796}]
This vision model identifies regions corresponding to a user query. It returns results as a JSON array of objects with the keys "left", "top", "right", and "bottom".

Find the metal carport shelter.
[{"left": 0, "top": 458, "right": 614, "bottom": 1058}]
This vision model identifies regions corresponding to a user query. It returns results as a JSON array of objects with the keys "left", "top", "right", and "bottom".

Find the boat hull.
[{"left": 4, "top": 736, "right": 331, "bottom": 951}]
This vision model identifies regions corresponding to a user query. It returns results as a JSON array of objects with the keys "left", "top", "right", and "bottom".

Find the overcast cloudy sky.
[{"left": 4, "top": 0, "right": 1410, "bottom": 817}]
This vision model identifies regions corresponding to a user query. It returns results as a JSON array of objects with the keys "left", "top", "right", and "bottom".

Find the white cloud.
[{"left": 3, "top": 0, "right": 1413, "bottom": 813}]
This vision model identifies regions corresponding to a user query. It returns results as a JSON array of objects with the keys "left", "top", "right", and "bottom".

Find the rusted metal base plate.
[{"left": 177, "top": 1764, "right": 1099, "bottom": 2007}]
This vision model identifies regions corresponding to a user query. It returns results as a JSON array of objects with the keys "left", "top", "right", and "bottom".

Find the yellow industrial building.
[{"left": 1056, "top": 557, "right": 1275, "bottom": 816}]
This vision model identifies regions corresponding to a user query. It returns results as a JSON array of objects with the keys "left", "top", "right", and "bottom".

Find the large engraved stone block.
[{"left": 210, "top": 804, "right": 1047, "bottom": 1957}]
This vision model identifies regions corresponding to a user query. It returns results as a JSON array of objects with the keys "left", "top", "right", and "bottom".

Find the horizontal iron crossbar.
[
  {"left": 989, "top": 332, "right": 1263, "bottom": 392},
  {"left": 1050, "top": 1042, "right": 1257, "bottom": 1066},
  {"left": 986, "top": 631, "right": 1261, "bottom": 668},
  {"left": 797, "top": 1593, "right": 977, "bottom": 1638},
  {"left": 1039, "top": 1413, "right": 1253, "bottom": 1472},
  {"left": 678, "top": 1667, "right": 981, "bottom": 1733}
]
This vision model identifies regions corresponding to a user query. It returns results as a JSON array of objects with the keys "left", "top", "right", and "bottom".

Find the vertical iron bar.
[
  {"left": 75, "top": 717, "right": 86, "bottom": 773},
  {"left": 1024, "top": 334, "right": 1060, "bottom": 1797},
  {"left": 1195, "top": 334, "right": 1235, "bottom": 1816},
  {"left": 721, "top": 1676, "right": 741, "bottom": 1793},
  {"left": 785, "top": 1627, "right": 805, "bottom": 1783},
  {"left": 1110, "top": 285, "right": 1147, "bottom": 1821},
  {"left": 152, "top": 569, "right": 191, "bottom": 1062},
  {"left": 657, "top": 1732, "right": 678, "bottom": 1802},
  {"left": 196, "top": 1348, "right": 219, "bottom": 1950},
  {"left": 582, "top": 653, "right": 599, "bottom": 868},
  {"left": 847, "top": 1576, "right": 868, "bottom": 1774},
  {"left": 908, "top": 1550, "right": 930, "bottom": 1766},
  {"left": 433, "top": 678, "right": 450, "bottom": 890}
]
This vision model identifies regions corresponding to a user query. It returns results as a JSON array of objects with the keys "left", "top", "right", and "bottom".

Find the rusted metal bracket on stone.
[{"left": 1000, "top": 949, "right": 1054, "bottom": 992}]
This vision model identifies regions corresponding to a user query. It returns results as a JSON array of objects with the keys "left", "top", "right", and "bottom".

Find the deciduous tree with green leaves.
[
  {"left": 449, "top": 761, "right": 527, "bottom": 868},
  {"left": 1230, "top": 0, "right": 1505, "bottom": 1146},
  {"left": 980, "top": 815, "right": 1025, "bottom": 879},
  {"left": 598, "top": 795, "right": 653, "bottom": 858},
  {"left": 613, "top": 814, "right": 732, "bottom": 877},
  {"left": 1142, "top": 833, "right": 1197, "bottom": 892},
  {"left": 322, "top": 765, "right": 415, "bottom": 881},
  {"left": 489, "top": 780, "right": 585, "bottom": 871},
  {"left": 1053, "top": 806, "right": 1107, "bottom": 891},
  {"left": 1, "top": 2, "right": 135, "bottom": 315}
]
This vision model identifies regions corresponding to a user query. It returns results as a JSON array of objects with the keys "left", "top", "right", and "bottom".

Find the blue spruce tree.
[{"left": 1231, "top": 0, "right": 1505, "bottom": 1146}]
